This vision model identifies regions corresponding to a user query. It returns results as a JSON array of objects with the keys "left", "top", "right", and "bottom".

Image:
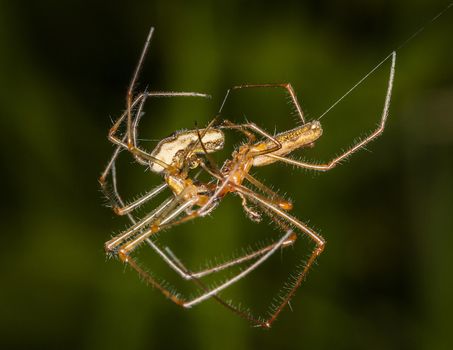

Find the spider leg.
[
  {"left": 103, "top": 28, "right": 208, "bottom": 175},
  {"left": 124, "top": 234, "right": 293, "bottom": 324},
  {"left": 185, "top": 236, "right": 298, "bottom": 278},
  {"left": 183, "top": 184, "right": 322, "bottom": 327},
  {"left": 118, "top": 198, "right": 198, "bottom": 258},
  {"left": 111, "top": 199, "right": 264, "bottom": 311},
  {"left": 109, "top": 91, "right": 211, "bottom": 169},
  {"left": 219, "top": 83, "right": 305, "bottom": 123},
  {"left": 237, "top": 191, "right": 262, "bottom": 222},
  {"left": 237, "top": 185, "right": 325, "bottom": 328},
  {"left": 105, "top": 158, "right": 298, "bottom": 323},
  {"left": 100, "top": 90, "right": 211, "bottom": 200},
  {"left": 112, "top": 197, "right": 203, "bottom": 305},
  {"left": 220, "top": 119, "right": 282, "bottom": 156},
  {"left": 110, "top": 184, "right": 297, "bottom": 309},
  {"left": 114, "top": 197, "right": 220, "bottom": 307},
  {"left": 111, "top": 183, "right": 168, "bottom": 216},
  {"left": 130, "top": 91, "right": 212, "bottom": 151},
  {"left": 99, "top": 134, "right": 168, "bottom": 217},
  {"left": 102, "top": 158, "right": 208, "bottom": 279},
  {"left": 245, "top": 173, "right": 293, "bottom": 210},
  {"left": 120, "top": 28, "right": 210, "bottom": 165},
  {"left": 102, "top": 161, "right": 269, "bottom": 283},
  {"left": 153, "top": 178, "right": 312, "bottom": 328},
  {"left": 145, "top": 229, "right": 296, "bottom": 281},
  {"left": 190, "top": 118, "right": 224, "bottom": 177},
  {"left": 99, "top": 92, "right": 147, "bottom": 185},
  {"left": 105, "top": 196, "right": 175, "bottom": 254},
  {"left": 101, "top": 147, "right": 248, "bottom": 283},
  {"left": 264, "top": 52, "right": 396, "bottom": 172},
  {"left": 181, "top": 229, "right": 295, "bottom": 308},
  {"left": 159, "top": 182, "right": 297, "bottom": 305}
]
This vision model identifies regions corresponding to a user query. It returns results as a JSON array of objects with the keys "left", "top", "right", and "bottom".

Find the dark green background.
[{"left": 1, "top": 1, "right": 452, "bottom": 349}]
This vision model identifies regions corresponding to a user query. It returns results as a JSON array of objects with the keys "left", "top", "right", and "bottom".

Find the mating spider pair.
[{"left": 99, "top": 27, "right": 396, "bottom": 328}]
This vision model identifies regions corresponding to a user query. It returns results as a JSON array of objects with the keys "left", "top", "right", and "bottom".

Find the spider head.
[{"left": 306, "top": 120, "right": 323, "bottom": 142}]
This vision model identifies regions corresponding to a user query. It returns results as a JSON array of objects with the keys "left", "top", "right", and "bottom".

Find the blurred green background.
[{"left": 1, "top": 1, "right": 452, "bottom": 349}]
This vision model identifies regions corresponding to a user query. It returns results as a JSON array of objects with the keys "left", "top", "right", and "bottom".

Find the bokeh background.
[{"left": 1, "top": 1, "right": 452, "bottom": 349}]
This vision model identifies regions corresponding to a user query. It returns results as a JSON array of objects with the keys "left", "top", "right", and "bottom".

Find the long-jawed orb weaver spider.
[
  {"left": 98, "top": 28, "right": 297, "bottom": 312},
  {"left": 100, "top": 27, "right": 396, "bottom": 328}
]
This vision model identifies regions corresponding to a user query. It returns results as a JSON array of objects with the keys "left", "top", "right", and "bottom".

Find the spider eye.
[{"left": 189, "top": 158, "right": 201, "bottom": 169}]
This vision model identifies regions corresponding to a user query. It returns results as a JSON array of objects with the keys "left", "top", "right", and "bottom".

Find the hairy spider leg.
[
  {"left": 219, "top": 83, "right": 306, "bottom": 124},
  {"left": 264, "top": 52, "right": 396, "bottom": 171}
]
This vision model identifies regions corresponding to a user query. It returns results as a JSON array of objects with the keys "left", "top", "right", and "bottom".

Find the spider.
[
  {"left": 99, "top": 27, "right": 396, "bottom": 328},
  {"left": 99, "top": 29, "right": 298, "bottom": 313}
]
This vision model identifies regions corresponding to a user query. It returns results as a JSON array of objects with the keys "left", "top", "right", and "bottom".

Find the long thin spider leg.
[
  {"left": 162, "top": 247, "right": 267, "bottom": 327},
  {"left": 111, "top": 162, "right": 136, "bottom": 224},
  {"left": 127, "top": 27, "right": 154, "bottom": 148},
  {"left": 100, "top": 157, "right": 125, "bottom": 211},
  {"left": 237, "top": 173, "right": 294, "bottom": 222},
  {"left": 131, "top": 89, "right": 149, "bottom": 149},
  {"left": 142, "top": 188, "right": 296, "bottom": 280},
  {"left": 118, "top": 199, "right": 198, "bottom": 258},
  {"left": 188, "top": 236, "right": 297, "bottom": 278},
  {"left": 197, "top": 165, "right": 235, "bottom": 216},
  {"left": 245, "top": 173, "right": 293, "bottom": 210},
  {"left": 103, "top": 92, "right": 161, "bottom": 177},
  {"left": 108, "top": 209, "right": 190, "bottom": 307},
  {"left": 120, "top": 252, "right": 188, "bottom": 305},
  {"left": 191, "top": 183, "right": 320, "bottom": 328},
  {"left": 99, "top": 133, "right": 168, "bottom": 217},
  {"left": 102, "top": 160, "right": 244, "bottom": 283},
  {"left": 132, "top": 91, "right": 212, "bottom": 153},
  {"left": 110, "top": 201, "right": 197, "bottom": 309},
  {"left": 109, "top": 92, "right": 211, "bottom": 155},
  {"left": 105, "top": 91, "right": 212, "bottom": 171},
  {"left": 105, "top": 196, "right": 175, "bottom": 253},
  {"left": 99, "top": 92, "right": 148, "bottom": 186},
  {"left": 237, "top": 185, "right": 325, "bottom": 328},
  {"left": 102, "top": 152, "right": 181, "bottom": 256},
  {"left": 104, "top": 92, "right": 210, "bottom": 153},
  {"left": 191, "top": 120, "right": 223, "bottom": 177},
  {"left": 264, "top": 52, "right": 396, "bottom": 172},
  {"left": 111, "top": 207, "right": 227, "bottom": 311},
  {"left": 125, "top": 91, "right": 211, "bottom": 167},
  {"left": 101, "top": 151, "right": 247, "bottom": 285},
  {"left": 237, "top": 191, "right": 262, "bottom": 222},
  {"left": 125, "top": 238, "right": 267, "bottom": 327},
  {"left": 104, "top": 153, "right": 297, "bottom": 326},
  {"left": 220, "top": 119, "right": 282, "bottom": 157},
  {"left": 111, "top": 184, "right": 296, "bottom": 288},
  {"left": 100, "top": 137, "right": 169, "bottom": 217},
  {"left": 158, "top": 183, "right": 310, "bottom": 328},
  {"left": 219, "top": 83, "right": 305, "bottom": 124},
  {"left": 102, "top": 160, "right": 199, "bottom": 279},
  {"left": 104, "top": 155, "right": 204, "bottom": 255},
  {"left": 182, "top": 114, "right": 219, "bottom": 160},
  {"left": 154, "top": 228, "right": 297, "bottom": 280},
  {"left": 113, "top": 200, "right": 203, "bottom": 305},
  {"left": 101, "top": 136, "right": 248, "bottom": 310},
  {"left": 114, "top": 199, "right": 229, "bottom": 307},
  {"left": 182, "top": 229, "right": 295, "bottom": 308},
  {"left": 112, "top": 183, "right": 168, "bottom": 216},
  {"left": 99, "top": 143, "right": 123, "bottom": 186}
]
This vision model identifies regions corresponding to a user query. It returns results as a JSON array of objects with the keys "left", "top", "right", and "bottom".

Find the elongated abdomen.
[{"left": 253, "top": 121, "right": 322, "bottom": 167}]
